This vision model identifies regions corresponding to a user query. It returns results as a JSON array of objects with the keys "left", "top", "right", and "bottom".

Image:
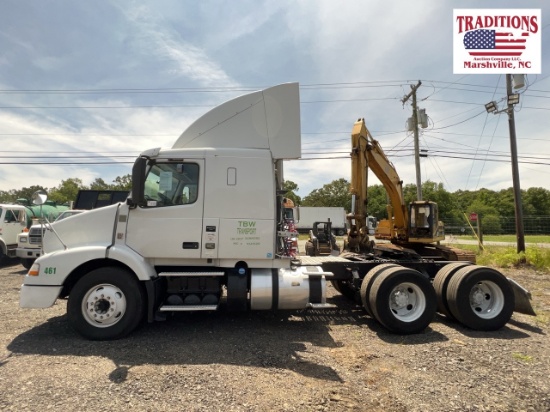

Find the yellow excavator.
[
  {"left": 306, "top": 118, "right": 534, "bottom": 335},
  {"left": 346, "top": 118, "right": 474, "bottom": 262}
]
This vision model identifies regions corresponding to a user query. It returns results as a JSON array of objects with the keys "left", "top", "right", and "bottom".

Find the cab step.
[
  {"left": 158, "top": 304, "right": 219, "bottom": 312},
  {"left": 306, "top": 303, "right": 337, "bottom": 309},
  {"left": 158, "top": 271, "right": 224, "bottom": 277}
]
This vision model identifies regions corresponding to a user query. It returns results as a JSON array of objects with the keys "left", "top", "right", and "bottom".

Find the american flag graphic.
[{"left": 463, "top": 29, "right": 527, "bottom": 57}]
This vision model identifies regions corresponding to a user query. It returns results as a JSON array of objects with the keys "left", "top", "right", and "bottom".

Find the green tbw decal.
[{"left": 237, "top": 220, "right": 256, "bottom": 235}]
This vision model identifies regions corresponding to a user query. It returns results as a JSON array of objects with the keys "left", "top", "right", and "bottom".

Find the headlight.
[{"left": 20, "top": 236, "right": 28, "bottom": 243}]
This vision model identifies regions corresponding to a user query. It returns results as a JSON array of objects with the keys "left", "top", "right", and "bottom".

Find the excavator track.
[{"left": 434, "top": 245, "right": 477, "bottom": 263}]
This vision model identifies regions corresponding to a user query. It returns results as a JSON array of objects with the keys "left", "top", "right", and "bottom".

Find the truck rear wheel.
[
  {"left": 369, "top": 266, "right": 436, "bottom": 334},
  {"left": 446, "top": 266, "right": 514, "bottom": 331},
  {"left": 360, "top": 263, "right": 400, "bottom": 317},
  {"left": 433, "top": 262, "right": 472, "bottom": 320},
  {"left": 67, "top": 267, "right": 145, "bottom": 340}
]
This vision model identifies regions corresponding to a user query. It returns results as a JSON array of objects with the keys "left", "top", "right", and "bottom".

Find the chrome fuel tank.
[{"left": 250, "top": 266, "right": 328, "bottom": 310}]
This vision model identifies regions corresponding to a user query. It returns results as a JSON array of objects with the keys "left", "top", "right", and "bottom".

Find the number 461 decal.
[{"left": 44, "top": 267, "right": 57, "bottom": 275}]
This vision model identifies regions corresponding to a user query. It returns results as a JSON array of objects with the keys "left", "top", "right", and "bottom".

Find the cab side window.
[
  {"left": 144, "top": 162, "right": 199, "bottom": 207},
  {"left": 5, "top": 210, "right": 18, "bottom": 223}
]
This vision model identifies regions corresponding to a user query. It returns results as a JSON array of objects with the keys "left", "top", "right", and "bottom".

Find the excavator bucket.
[{"left": 508, "top": 277, "right": 537, "bottom": 316}]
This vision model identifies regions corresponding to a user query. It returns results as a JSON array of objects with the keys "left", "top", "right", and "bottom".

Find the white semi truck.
[
  {"left": 19, "top": 83, "right": 534, "bottom": 340},
  {"left": 0, "top": 201, "right": 69, "bottom": 264}
]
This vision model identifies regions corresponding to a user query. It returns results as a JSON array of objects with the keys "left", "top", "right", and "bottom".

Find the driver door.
[{"left": 126, "top": 160, "right": 204, "bottom": 259}]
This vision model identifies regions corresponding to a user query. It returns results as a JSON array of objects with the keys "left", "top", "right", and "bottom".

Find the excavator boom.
[{"left": 348, "top": 119, "right": 408, "bottom": 250}]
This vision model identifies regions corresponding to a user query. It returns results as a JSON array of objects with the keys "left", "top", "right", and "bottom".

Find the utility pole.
[
  {"left": 506, "top": 74, "right": 526, "bottom": 254},
  {"left": 402, "top": 80, "right": 423, "bottom": 200}
]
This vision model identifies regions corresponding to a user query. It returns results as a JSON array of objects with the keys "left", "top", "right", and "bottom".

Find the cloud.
[
  {"left": 0, "top": 0, "right": 548, "bottom": 197},
  {"left": 119, "top": 3, "right": 238, "bottom": 87}
]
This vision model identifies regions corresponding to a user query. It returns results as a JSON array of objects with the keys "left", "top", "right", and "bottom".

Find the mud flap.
[{"left": 507, "top": 277, "right": 537, "bottom": 316}]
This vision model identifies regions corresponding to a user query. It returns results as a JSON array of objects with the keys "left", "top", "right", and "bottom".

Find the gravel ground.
[{"left": 1, "top": 259, "right": 549, "bottom": 412}]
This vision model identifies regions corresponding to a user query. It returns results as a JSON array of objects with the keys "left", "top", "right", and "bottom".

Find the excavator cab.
[{"left": 408, "top": 201, "right": 445, "bottom": 243}]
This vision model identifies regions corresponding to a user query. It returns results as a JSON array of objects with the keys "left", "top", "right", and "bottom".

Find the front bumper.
[
  {"left": 20, "top": 284, "right": 62, "bottom": 308},
  {"left": 15, "top": 247, "right": 41, "bottom": 259}
]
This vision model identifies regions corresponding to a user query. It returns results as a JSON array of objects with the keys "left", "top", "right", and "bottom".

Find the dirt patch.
[{"left": 1, "top": 261, "right": 549, "bottom": 411}]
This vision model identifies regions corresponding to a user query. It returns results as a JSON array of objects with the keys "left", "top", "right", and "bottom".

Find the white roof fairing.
[{"left": 172, "top": 83, "right": 301, "bottom": 160}]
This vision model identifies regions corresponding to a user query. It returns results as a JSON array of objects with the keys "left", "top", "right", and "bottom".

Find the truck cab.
[
  {"left": 19, "top": 83, "right": 334, "bottom": 340},
  {"left": 0, "top": 204, "right": 29, "bottom": 262}
]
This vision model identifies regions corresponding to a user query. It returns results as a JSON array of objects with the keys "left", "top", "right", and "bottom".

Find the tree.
[
  {"left": 90, "top": 178, "right": 110, "bottom": 190},
  {"left": 493, "top": 188, "right": 515, "bottom": 217},
  {"left": 482, "top": 214, "right": 503, "bottom": 235},
  {"left": 49, "top": 178, "right": 86, "bottom": 204},
  {"left": 0, "top": 185, "right": 48, "bottom": 204},
  {"left": 524, "top": 187, "right": 550, "bottom": 216},
  {"left": 454, "top": 189, "right": 477, "bottom": 212},
  {"left": 112, "top": 174, "right": 132, "bottom": 191},
  {"left": 302, "top": 178, "right": 351, "bottom": 210},
  {"left": 282, "top": 180, "right": 301, "bottom": 205},
  {"left": 401, "top": 181, "right": 459, "bottom": 220},
  {"left": 365, "top": 184, "right": 389, "bottom": 219}
]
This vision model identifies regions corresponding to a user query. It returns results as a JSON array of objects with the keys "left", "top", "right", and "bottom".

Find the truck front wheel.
[{"left": 67, "top": 267, "right": 145, "bottom": 340}]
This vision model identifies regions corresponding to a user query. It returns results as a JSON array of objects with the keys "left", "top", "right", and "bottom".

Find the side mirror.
[
  {"left": 128, "top": 157, "right": 147, "bottom": 208},
  {"left": 32, "top": 190, "right": 48, "bottom": 206}
]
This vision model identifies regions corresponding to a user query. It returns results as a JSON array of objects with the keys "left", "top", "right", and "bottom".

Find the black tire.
[
  {"left": 21, "top": 258, "right": 35, "bottom": 270},
  {"left": 67, "top": 267, "right": 145, "bottom": 340},
  {"left": 433, "top": 262, "right": 472, "bottom": 320},
  {"left": 369, "top": 266, "right": 436, "bottom": 334},
  {"left": 330, "top": 279, "right": 357, "bottom": 301},
  {"left": 446, "top": 266, "right": 514, "bottom": 331},
  {"left": 337, "top": 229, "right": 345, "bottom": 236},
  {"left": 305, "top": 241, "right": 315, "bottom": 256},
  {"left": 360, "top": 263, "right": 400, "bottom": 317}
]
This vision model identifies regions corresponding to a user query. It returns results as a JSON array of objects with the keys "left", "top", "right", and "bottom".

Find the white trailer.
[
  {"left": 294, "top": 207, "right": 347, "bottom": 235},
  {"left": 19, "top": 83, "right": 533, "bottom": 340}
]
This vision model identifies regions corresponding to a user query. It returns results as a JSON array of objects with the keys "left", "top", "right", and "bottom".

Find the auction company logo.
[{"left": 453, "top": 9, "right": 541, "bottom": 74}]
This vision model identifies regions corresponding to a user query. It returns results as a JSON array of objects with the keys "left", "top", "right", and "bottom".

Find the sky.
[{"left": 0, "top": 0, "right": 549, "bottom": 198}]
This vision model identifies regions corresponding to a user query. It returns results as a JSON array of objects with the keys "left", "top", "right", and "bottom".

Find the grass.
[
  {"left": 512, "top": 352, "right": 534, "bottom": 363},
  {"left": 301, "top": 232, "right": 550, "bottom": 269},
  {"left": 452, "top": 234, "right": 550, "bottom": 243},
  {"left": 455, "top": 244, "right": 550, "bottom": 270}
]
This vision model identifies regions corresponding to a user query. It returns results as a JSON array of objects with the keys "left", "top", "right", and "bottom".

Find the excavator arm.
[
  {"left": 348, "top": 118, "right": 408, "bottom": 251},
  {"left": 348, "top": 118, "right": 446, "bottom": 250}
]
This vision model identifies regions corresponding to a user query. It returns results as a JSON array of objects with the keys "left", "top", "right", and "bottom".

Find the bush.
[{"left": 475, "top": 246, "right": 550, "bottom": 270}]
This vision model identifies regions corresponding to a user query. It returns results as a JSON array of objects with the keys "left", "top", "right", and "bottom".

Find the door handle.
[{"left": 182, "top": 242, "right": 199, "bottom": 249}]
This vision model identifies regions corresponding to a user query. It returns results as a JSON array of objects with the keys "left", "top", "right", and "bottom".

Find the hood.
[{"left": 43, "top": 204, "right": 120, "bottom": 253}]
